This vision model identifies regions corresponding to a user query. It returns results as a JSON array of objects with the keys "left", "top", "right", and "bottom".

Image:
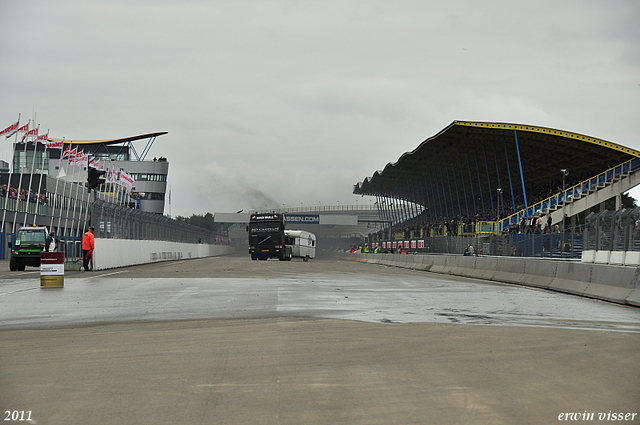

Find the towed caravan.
[{"left": 284, "top": 230, "right": 316, "bottom": 261}]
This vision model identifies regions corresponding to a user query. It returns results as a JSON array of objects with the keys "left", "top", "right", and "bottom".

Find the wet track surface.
[
  {"left": 1, "top": 254, "right": 638, "bottom": 332},
  {"left": 1, "top": 254, "right": 639, "bottom": 425}
]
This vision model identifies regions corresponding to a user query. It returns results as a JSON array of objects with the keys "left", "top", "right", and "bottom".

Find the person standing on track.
[{"left": 82, "top": 227, "right": 94, "bottom": 271}]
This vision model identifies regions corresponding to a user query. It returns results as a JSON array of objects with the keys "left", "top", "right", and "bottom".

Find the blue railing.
[{"left": 497, "top": 159, "right": 638, "bottom": 233}]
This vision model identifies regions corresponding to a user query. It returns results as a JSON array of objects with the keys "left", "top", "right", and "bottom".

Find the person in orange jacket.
[{"left": 82, "top": 227, "right": 94, "bottom": 271}]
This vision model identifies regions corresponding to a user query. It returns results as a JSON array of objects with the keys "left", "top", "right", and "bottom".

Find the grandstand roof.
[
  {"left": 353, "top": 121, "right": 640, "bottom": 207},
  {"left": 47, "top": 132, "right": 168, "bottom": 145}
]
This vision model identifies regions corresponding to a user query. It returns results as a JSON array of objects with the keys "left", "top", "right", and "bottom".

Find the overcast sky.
[{"left": 1, "top": 0, "right": 639, "bottom": 217}]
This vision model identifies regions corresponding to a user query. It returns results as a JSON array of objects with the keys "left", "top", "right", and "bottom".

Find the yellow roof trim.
[
  {"left": 455, "top": 121, "right": 640, "bottom": 158},
  {"left": 47, "top": 132, "right": 168, "bottom": 145}
]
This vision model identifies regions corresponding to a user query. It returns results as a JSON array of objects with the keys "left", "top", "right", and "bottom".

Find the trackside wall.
[
  {"left": 348, "top": 253, "right": 640, "bottom": 307},
  {"left": 84, "top": 238, "right": 235, "bottom": 270}
]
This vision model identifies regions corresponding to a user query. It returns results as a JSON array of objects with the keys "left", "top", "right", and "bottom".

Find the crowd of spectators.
[
  {"left": 375, "top": 176, "right": 587, "bottom": 240},
  {"left": 0, "top": 184, "right": 48, "bottom": 205}
]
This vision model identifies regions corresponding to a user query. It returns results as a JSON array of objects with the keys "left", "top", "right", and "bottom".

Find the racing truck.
[{"left": 247, "top": 213, "right": 292, "bottom": 261}]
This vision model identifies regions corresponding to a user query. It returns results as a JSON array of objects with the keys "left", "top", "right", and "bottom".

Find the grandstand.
[{"left": 353, "top": 121, "right": 640, "bottom": 258}]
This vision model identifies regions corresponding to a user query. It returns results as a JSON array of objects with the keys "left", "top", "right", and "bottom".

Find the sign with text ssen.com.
[{"left": 285, "top": 214, "right": 320, "bottom": 224}]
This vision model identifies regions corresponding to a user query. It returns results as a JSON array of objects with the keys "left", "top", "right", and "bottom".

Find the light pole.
[
  {"left": 561, "top": 169, "right": 569, "bottom": 194},
  {"left": 496, "top": 188, "right": 503, "bottom": 221}
]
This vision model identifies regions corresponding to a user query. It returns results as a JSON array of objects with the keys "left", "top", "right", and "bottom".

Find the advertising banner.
[
  {"left": 41, "top": 252, "right": 64, "bottom": 288},
  {"left": 285, "top": 214, "right": 320, "bottom": 224}
]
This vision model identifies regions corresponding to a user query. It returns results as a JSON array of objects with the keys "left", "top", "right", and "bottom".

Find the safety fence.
[
  {"left": 367, "top": 207, "right": 640, "bottom": 258},
  {"left": 90, "top": 199, "right": 226, "bottom": 245},
  {"left": 1, "top": 197, "right": 229, "bottom": 262},
  {"left": 368, "top": 231, "right": 582, "bottom": 259},
  {"left": 367, "top": 216, "right": 590, "bottom": 258},
  {"left": 584, "top": 207, "right": 640, "bottom": 252}
]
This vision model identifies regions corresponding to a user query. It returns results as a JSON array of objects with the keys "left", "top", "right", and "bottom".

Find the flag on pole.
[
  {"left": 78, "top": 152, "right": 88, "bottom": 168},
  {"left": 62, "top": 145, "right": 73, "bottom": 159},
  {"left": 0, "top": 120, "right": 19, "bottom": 138},
  {"left": 35, "top": 131, "right": 49, "bottom": 145},
  {"left": 47, "top": 139, "right": 64, "bottom": 150},
  {"left": 21, "top": 127, "right": 38, "bottom": 143},
  {"left": 17, "top": 123, "right": 29, "bottom": 133},
  {"left": 120, "top": 170, "right": 134, "bottom": 191},
  {"left": 108, "top": 165, "right": 117, "bottom": 182},
  {"left": 69, "top": 149, "right": 81, "bottom": 166}
]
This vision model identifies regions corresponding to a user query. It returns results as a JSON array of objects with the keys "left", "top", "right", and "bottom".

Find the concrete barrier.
[
  {"left": 347, "top": 252, "right": 640, "bottom": 307},
  {"left": 625, "top": 251, "right": 640, "bottom": 267},
  {"left": 87, "top": 238, "right": 235, "bottom": 270},
  {"left": 431, "top": 255, "right": 448, "bottom": 273},
  {"left": 547, "top": 262, "right": 592, "bottom": 296},
  {"left": 519, "top": 259, "right": 557, "bottom": 289},
  {"left": 581, "top": 250, "right": 596, "bottom": 263},
  {"left": 594, "top": 251, "right": 611, "bottom": 264},
  {"left": 608, "top": 251, "right": 625, "bottom": 265},
  {"left": 472, "top": 256, "right": 496, "bottom": 280},
  {"left": 586, "top": 264, "right": 638, "bottom": 303},
  {"left": 493, "top": 257, "right": 527, "bottom": 285}
]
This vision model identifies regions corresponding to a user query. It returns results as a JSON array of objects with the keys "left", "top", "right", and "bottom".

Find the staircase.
[{"left": 498, "top": 158, "right": 640, "bottom": 232}]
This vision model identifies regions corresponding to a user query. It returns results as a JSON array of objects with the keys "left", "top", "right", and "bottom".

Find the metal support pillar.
[
  {"left": 514, "top": 130, "right": 529, "bottom": 218},
  {"left": 432, "top": 170, "right": 445, "bottom": 219},
  {"left": 483, "top": 145, "right": 494, "bottom": 218},
  {"left": 474, "top": 148, "right": 485, "bottom": 217},
  {"left": 492, "top": 140, "right": 505, "bottom": 216},
  {"left": 450, "top": 161, "right": 463, "bottom": 219},
  {"left": 458, "top": 157, "right": 469, "bottom": 219},
  {"left": 424, "top": 173, "right": 436, "bottom": 222},
  {"left": 466, "top": 153, "right": 477, "bottom": 216},
  {"left": 440, "top": 162, "right": 456, "bottom": 220},
  {"left": 503, "top": 135, "right": 517, "bottom": 216}
]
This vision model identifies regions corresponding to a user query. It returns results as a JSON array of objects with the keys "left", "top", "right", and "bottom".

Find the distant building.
[{"left": 10, "top": 132, "right": 169, "bottom": 215}]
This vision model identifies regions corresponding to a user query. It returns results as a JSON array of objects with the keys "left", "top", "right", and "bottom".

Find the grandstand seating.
[{"left": 498, "top": 158, "right": 640, "bottom": 233}]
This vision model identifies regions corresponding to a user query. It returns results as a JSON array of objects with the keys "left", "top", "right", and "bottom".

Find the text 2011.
[{"left": 4, "top": 411, "right": 32, "bottom": 421}]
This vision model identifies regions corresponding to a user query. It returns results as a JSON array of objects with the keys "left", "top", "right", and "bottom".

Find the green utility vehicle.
[{"left": 9, "top": 225, "right": 49, "bottom": 271}]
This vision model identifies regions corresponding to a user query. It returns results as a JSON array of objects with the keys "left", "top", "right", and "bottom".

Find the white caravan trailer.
[{"left": 284, "top": 230, "right": 316, "bottom": 261}]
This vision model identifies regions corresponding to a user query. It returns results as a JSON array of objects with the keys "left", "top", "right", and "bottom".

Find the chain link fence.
[
  {"left": 584, "top": 208, "right": 640, "bottom": 252},
  {"left": 90, "top": 199, "right": 226, "bottom": 245}
]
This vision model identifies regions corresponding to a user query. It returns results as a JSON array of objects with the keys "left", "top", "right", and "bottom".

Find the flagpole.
[
  {"left": 50, "top": 139, "right": 66, "bottom": 231},
  {"left": 77, "top": 166, "right": 90, "bottom": 241},
  {"left": 24, "top": 124, "right": 41, "bottom": 227},
  {"left": 33, "top": 130, "right": 49, "bottom": 225},
  {"left": 71, "top": 154, "right": 85, "bottom": 249},
  {"left": 65, "top": 149, "right": 82, "bottom": 250},
  {"left": 61, "top": 148, "right": 74, "bottom": 245},
  {"left": 12, "top": 120, "right": 33, "bottom": 235},
  {"left": 1, "top": 114, "right": 20, "bottom": 239},
  {"left": 73, "top": 153, "right": 89, "bottom": 246}
]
